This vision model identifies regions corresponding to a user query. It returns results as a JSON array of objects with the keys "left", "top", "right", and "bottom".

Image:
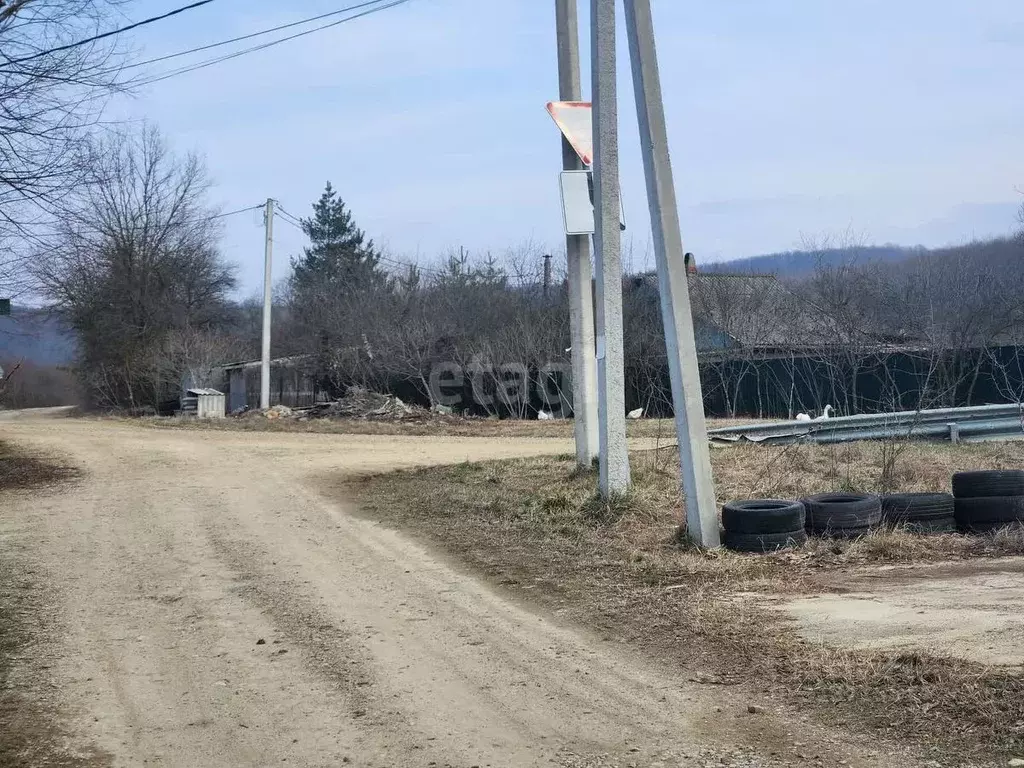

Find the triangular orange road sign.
[{"left": 546, "top": 101, "right": 593, "bottom": 166}]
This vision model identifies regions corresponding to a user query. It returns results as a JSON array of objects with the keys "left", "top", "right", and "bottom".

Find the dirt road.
[{"left": 0, "top": 413, "right": 898, "bottom": 768}]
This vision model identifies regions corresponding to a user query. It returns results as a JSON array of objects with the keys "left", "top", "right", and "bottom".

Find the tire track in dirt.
[{"left": 0, "top": 414, "right": 918, "bottom": 767}]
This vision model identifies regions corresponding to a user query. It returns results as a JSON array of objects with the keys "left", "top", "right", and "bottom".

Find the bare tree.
[
  {"left": 0, "top": 0, "right": 130, "bottom": 294},
  {"left": 0, "top": 358, "right": 22, "bottom": 406},
  {"left": 161, "top": 326, "right": 242, "bottom": 392},
  {"left": 1018, "top": 199, "right": 1024, "bottom": 246},
  {"left": 33, "top": 125, "right": 235, "bottom": 408}
]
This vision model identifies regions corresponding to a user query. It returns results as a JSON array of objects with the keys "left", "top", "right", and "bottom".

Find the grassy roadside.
[
  {"left": 134, "top": 413, "right": 759, "bottom": 439},
  {"left": 0, "top": 441, "right": 99, "bottom": 767},
  {"left": 347, "top": 441, "right": 1024, "bottom": 765}
]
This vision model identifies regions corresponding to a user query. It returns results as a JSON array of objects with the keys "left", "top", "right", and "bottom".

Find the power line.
[
  {"left": 274, "top": 205, "right": 305, "bottom": 229},
  {"left": 379, "top": 254, "right": 443, "bottom": 277},
  {"left": 273, "top": 212, "right": 305, "bottom": 232},
  {"left": 104, "top": 0, "right": 391, "bottom": 76},
  {"left": 136, "top": 0, "right": 412, "bottom": 86},
  {"left": 209, "top": 204, "right": 264, "bottom": 221},
  {"left": 135, "top": 0, "right": 414, "bottom": 87},
  {"left": 44, "top": 203, "right": 264, "bottom": 238},
  {"left": 274, "top": 203, "right": 301, "bottom": 221},
  {"left": 272, "top": 206, "right": 441, "bottom": 277},
  {"left": 3, "top": 0, "right": 219, "bottom": 68}
]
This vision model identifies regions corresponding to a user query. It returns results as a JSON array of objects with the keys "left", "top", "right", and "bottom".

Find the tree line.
[
  {"left": 3, "top": 1, "right": 1024, "bottom": 416},
  {"left": 5, "top": 119, "right": 1024, "bottom": 416}
]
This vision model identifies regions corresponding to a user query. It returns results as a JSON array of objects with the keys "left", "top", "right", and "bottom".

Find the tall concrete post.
[
  {"left": 625, "top": 0, "right": 719, "bottom": 546},
  {"left": 554, "top": 0, "right": 599, "bottom": 466},
  {"left": 591, "top": 0, "right": 631, "bottom": 495},
  {"left": 260, "top": 197, "right": 274, "bottom": 411}
]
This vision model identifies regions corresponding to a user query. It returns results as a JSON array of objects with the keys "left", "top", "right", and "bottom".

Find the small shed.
[{"left": 182, "top": 388, "right": 226, "bottom": 419}]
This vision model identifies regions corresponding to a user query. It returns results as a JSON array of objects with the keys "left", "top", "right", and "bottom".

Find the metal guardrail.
[{"left": 708, "top": 403, "right": 1024, "bottom": 446}]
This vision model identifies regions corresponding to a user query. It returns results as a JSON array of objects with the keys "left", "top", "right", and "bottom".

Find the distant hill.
[
  {"left": 705, "top": 245, "right": 924, "bottom": 278},
  {"left": 0, "top": 307, "right": 76, "bottom": 366}
]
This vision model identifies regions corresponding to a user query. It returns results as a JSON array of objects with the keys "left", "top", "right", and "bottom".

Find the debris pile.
[
  {"left": 304, "top": 387, "right": 423, "bottom": 421},
  {"left": 264, "top": 404, "right": 293, "bottom": 420},
  {"left": 236, "top": 387, "right": 437, "bottom": 422}
]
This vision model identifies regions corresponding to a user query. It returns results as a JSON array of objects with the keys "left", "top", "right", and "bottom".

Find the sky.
[{"left": 108, "top": 0, "right": 1024, "bottom": 297}]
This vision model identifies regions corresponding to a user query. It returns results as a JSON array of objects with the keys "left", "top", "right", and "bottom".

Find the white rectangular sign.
[{"left": 559, "top": 170, "right": 625, "bottom": 236}]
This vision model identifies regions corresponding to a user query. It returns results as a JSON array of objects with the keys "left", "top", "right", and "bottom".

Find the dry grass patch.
[
  {"left": 0, "top": 440, "right": 77, "bottom": 491},
  {"left": 348, "top": 439, "right": 1024, "bottom": 763},
  {"left": 708, "top": 439, "right": 1024, "bottom": 500},
  {"left": 138, "top": 413, "right": 758, "bottom": 440}
]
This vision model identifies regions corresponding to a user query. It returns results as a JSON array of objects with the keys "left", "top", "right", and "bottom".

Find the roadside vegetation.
[
  {"left": 138, "top": 413, "right": 755, "bottom": 439},
  {"left": 349, "top": 440, "right": 1024, "bottom": 765}
]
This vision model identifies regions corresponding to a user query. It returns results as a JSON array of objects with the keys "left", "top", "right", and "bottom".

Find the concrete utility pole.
[
  {"left": 543, "top": 253, "right": 552, "bottom": 298},
  {"left": 554, "top": 0, "right": 599, "bottom": 467},
  {"left": 260, "top": 197, "right": 274, "bottom": 411},
  {"left": 591, "top": 0, "right": 631, "bottom": 495},
  {"left": 625, "top": 0, "right": 719, "bottom": 546}
]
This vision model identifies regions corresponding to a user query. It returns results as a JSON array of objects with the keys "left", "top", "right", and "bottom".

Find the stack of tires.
[
  {"left": 801, "top": 493, "right": 882, "bottom": 538},
  {"left": 721, "top": 500, "right": 807, "bottom": 552},
  {"left": 953, "top": 470, "right": 1024, "bottom": 533},
  {"left": 881, "top": 493, "right": 955, "bottom": 534}
]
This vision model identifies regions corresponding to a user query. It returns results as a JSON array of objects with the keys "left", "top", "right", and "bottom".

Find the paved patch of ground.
[
  {"left": 781, "top": 560, "right": 1024, "bottom": 667},
  {"left": 0, "top": 411, "right": 904, "bottom": 768}
]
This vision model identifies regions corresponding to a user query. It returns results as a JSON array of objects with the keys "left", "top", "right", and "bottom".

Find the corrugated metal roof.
[{"left": 186, "top": 388, "right": 223, "bottom": 396}]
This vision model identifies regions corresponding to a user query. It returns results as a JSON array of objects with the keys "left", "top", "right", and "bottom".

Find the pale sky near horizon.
[{"left": 108, "top": 0, "right": 1024, "bottom": 297}]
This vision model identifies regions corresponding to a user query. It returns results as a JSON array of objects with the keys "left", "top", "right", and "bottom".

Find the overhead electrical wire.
[
  {"left": 380, "top": 255, "right": 443, "bottom": 277},
  {"left": 273, "top": 204, "right": 441, "bottom": 277},
  {"left": 134, "top": 0, "right": 414, "bottom": 87},
  {"left": 103, "top": 0, "right": 392, "bottom": 76},
  {"left": 274, "top": 205, "right": 305, "bottom": 229},
  {"left": 3, "top": 0, "right": 219, "bottom": 67},
  {"left": 52, "top": 203, "right": 264, "bottom": 238},
  {"left": 209, "top": 204, "right": 265, "bottom": 221}
]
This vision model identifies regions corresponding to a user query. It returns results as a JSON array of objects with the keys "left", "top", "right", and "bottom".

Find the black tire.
[
  {"left": 890, "top": 516, "right": 957, "bottom": 535},
  {"left": 952, "top": 470, "right": 1024, "bottom": 499},
  {"left": 722, "top": 499, "right": 805, "bottom": 535},
  {"left": 881, "top": 493, "right": 954, "bottom": 523},
  {"left": 810, "top": 525, "right": 875, "bottom": 540},
  {"left": 954, "top": 496, "right": 1024, "bottom": 530},
  {"left": 724, "top": 529, "right": 807, "bottom": 553},
  {"left": 802, "top": 493, "right": 882, "bottom": 533}
]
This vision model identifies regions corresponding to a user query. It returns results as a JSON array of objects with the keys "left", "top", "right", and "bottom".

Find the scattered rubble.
[
  {"left": 263, "top": 405, "right": 292, "bottom": 420},
  {"left": 236, "top": 387, "right": 439, "bottom": 423}
]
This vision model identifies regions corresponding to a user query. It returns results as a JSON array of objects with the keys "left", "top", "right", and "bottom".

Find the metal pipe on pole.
[
  {"left": 554, "top": 0, "right": 599, "bottom": 467},
  {"left": 260, "top": 197, "right": 274, "bottom": 411},
  {"left": 624, "top": 0, "right": 719, "bottom": 546},
  {"left": 591, "top": 0, "right": 631, "bottom": 495}
]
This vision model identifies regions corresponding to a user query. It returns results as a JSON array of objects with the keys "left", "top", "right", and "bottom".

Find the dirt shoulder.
[
  {"left": 0, "top": 441, "right": 104, "bottom": 767},
  {"left": 347, "top": 440, "right": 1024, "bottom": 767}
]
